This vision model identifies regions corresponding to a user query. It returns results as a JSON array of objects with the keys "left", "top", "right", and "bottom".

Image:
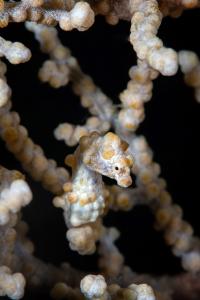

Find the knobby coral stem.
[{"left": 0, "top": 1, "right": 95, "bottom": 31}]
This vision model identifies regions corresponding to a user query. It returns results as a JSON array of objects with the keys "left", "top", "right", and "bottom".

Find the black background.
[{"left": 0, "top": 8, "right": 200, "bottom": 297}]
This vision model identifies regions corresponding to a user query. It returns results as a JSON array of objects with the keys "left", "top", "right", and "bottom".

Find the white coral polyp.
[
  {"left": 0, "top": 179, "right": 32, "bottom": 225},
  {"left": 0, "top": 266, "right": 26, "bottom": 300}
]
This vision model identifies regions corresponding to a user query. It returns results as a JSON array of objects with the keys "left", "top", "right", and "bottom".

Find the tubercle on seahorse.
[{"left": 53, "top": 131, "right": 133, "bottom": 228}]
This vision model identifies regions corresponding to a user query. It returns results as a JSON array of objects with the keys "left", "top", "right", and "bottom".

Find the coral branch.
[
  {"left": 0, "top": 36, "right": 31, "bottom": 64},
  {"left": 0, "top": 1, "right": 95, "bottom": 31},
  {"left": 129, "top": 0, "right": 178, "bottom": 75}
]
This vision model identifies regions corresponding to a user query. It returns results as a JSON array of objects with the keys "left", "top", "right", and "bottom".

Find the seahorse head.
[{"left": 81, "top": 132, "right": 133, "bottom": 187}]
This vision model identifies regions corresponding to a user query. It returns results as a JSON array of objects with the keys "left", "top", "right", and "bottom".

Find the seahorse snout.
[{"left": 117, "top": 175, "right": 132, "bottom": 188}]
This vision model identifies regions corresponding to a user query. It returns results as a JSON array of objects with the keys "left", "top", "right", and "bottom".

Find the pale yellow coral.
[
  {"left": 129, "top": 0, "right": 178, "bottom": 76},
  {"left": 0, "top": 101, "right": 69, "bottom": 195},
  {"left": 0, "top": 266, "right": 25, "bottom": 300},
  {"left": 0, "top": 1, "right": 95, "bottom": 30}
]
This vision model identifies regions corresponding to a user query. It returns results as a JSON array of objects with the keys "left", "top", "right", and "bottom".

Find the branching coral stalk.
[
  {"left": 0, "top": 172, "right": 29, "bottom": 299},
  {"left": 0, "top": 167, "right": 84, "bottom": 298},
  {"left": 124, "top": 134, "right": 200, "bottom": 273},
  {"left": 0, "top": 1, "right": 95, "bottom": 31},
  {"left": 26, "top": 22, "right": 115, "bottom": 131},
  {"left": 14, "top": 219, "right": 84, "bottom": 289},
  {"left": 118, "top": 60, "right": 158, "bottom": 131},
  {"left": 0, "top": 168, "right": 30, "bottom": 299},
  {"left": 0, "top": 213, "right": 84, "bottom": 296},
  {"left": 129, "top": 0, "right": 178, "bottom": 76},
  {"left": 0, "top": 100, "right": 69, "bottom": 195},
  {"left": 0, "top": 59, "right": 69, "bottom": 195},
  {"left": 0, "top": 36, "right": 31, "bottom": 64},
  {"left": 25, "top": 21, "right": 71, "bottom": 88}
]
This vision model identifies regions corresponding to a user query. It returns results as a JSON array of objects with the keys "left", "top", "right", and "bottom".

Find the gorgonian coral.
[{"left": 0, "top": 1, "right": 200, "bottom": 300}]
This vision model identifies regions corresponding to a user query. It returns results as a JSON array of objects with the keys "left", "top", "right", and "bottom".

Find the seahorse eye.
[{"left": 115, "top": 166, "right": 119, "bottom": 171}]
